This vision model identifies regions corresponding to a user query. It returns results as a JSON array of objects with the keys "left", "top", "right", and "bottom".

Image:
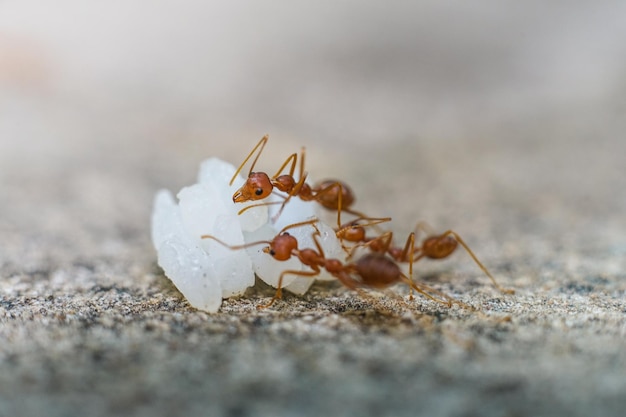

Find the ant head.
[
  {"left": 262, "top": 233, "right": 298, "bottom": 261},
  {"left": 338, "top": 224, "right": 365, "bottom": 243},
  {"left": 232, "top": 172, "right": 273, "bottom": 202}
]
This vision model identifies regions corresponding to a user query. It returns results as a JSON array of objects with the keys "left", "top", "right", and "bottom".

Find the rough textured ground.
[{"left": 2, "top": 2, "right": 626, "bottom": 417}]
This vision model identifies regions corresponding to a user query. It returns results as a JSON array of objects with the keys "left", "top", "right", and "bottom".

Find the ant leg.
[
  {"left": 346, "top": 231, "right": 394, "bottom": 260},
  {"left": 331, "top": 271, "right": 373, "bottom": 302},
  {"left": 270, "top": 172, "right": 310, "bottom": 223},
  {"left": 237, "top": 200, "right": 284, "bottom": 215},
  {"left": 230, "top": 134, "right": 269, "bottom": 186},
  {"left": 414, "top": 280, "right": 474, "bottom": 310},
  {"left": 258, "top": 269, "right": 320, "bottom": 309},
  {"left": 309, "top": 227, "right": 326, "bottom": 258},
  {"left": 338, "top": 216, "right": 391, "bottom": 230},
  {"left": 400, "top": 273, "right": 458, "bottom": 308},
  {"left": 271, "top": 152, "right": 298, "bottom": 179},
  {"left": 343, "top": 207, "right": 388, "bottom": 235},
  {"left": 336, "top": 216, "right": 392, "bottom": 238},
  {"left": 335, "top": 216, "right": 391, "bottom": 253},
  {"left": 374, "top": 230, "right": 394, "bottom": 253},
  {"left": 200, "top": 234, "right": 271, "bottom": 250},
  {"left": 278, "top": 217, "right": 320, "bottom": 235},
  {"left": 312, "top": 181, "right": 347, "bottom": 229},
  {"left": 399, "top": 232, "right": 416, "bottom": 300},
  {"left": 332, "top": 185, "right": 350, "bottom": 233},
  {"left": 298, "top": 147, "right": 306, "bottom": 181},
  {"left": 439, "top": 230, "right": 514, "bottom": 295},
  {"left": 272, "top": 146, "right": 306, "bottom": 180},
  {"left": 398, "top": 232, "right": 415, "bottom": 262},
  {"left": 333, "top": 271, "right": 358, "bottom": 291}
]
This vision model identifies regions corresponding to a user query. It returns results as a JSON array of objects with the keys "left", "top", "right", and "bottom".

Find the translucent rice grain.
[
  {"left": 151, "top": 190, "right": 222, "bottom": 313},
  {"left": 157, "top": 238, "right": 222, "bottom": 312},
  {"left": 151, "top": 189, "right": 180, "bottom": 248},
  {"left": 178, "top": 183, "right": 254, "bottom": 298},
  {"left": 284, "top": 276, "right": 316, "bottom": 295},
  {"left": 268, "top": 193, "right": 317, "bottom": 233}
]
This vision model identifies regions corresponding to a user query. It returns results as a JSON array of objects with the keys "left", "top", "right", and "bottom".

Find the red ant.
[
  {"left": 336, "top": 219, "right": 514, "bottom": 294},
  {"left": 200, "top": 219, "right": 459, "bottom": 309},
  {"left": 229, "top": 135, "right": 366, "bottom": 226}
]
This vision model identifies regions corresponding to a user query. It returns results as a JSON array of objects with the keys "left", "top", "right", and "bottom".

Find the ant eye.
[
  {"left": 282, "top": 232, "right": 290, "bottom": 236},
  {"left": 255, "top": 188, "right": 263, "bottom": 196},
  {"left": 269, "top": 249, "right": 276, "bottom": 256}
]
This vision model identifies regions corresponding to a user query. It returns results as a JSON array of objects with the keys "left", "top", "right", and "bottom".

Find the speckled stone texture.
[{"left": 2, "top": 2, "right": 626, "bottom": 417}]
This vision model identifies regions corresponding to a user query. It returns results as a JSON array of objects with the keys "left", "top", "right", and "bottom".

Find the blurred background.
[
  {"left": 2, "top": 4, "right": 626, "bottom": 416},
  {"left": 1, "top": 0, "right": 625, "bottom": 257},
  {"left": 2, "top": 1, "right": 625, "bottom": 148}
]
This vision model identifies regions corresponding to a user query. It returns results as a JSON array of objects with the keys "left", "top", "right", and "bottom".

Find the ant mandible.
[
  {"left": 336, "top": 219, "right": 514, "bottom": 294},
  {"left": 229, "top": 135, "right": 364, "bottom": 226},
  {"left": 201, "top": 218, "right": 459, "bottom": 309}
]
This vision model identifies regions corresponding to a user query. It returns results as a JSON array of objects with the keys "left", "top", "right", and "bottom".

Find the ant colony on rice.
[
  {"left": 151, "top": 135, "right": 512, "bottom": 313},
  {"left": 151, "top": 156, "right": 343, "bottom": 313}
]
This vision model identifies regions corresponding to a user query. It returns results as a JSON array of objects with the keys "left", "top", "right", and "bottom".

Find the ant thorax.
[{"left": 273, "top": 175, "right": 296, "bottom": 193}]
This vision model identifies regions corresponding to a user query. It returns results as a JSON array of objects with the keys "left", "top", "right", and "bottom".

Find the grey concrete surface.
[{"left": 2, "top": 2, "right": 626, "bottom": 417}]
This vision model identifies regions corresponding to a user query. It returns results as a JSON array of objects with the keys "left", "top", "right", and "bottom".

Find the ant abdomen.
[
  {"left": 314, "top": 179, "right": 355, "bottom": 210},
  {"left": 355, "top": 254, "right": 401, "bottom": 289},
  {"left": 422, "top": 235, "right": 458, "bottom": 259}
]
